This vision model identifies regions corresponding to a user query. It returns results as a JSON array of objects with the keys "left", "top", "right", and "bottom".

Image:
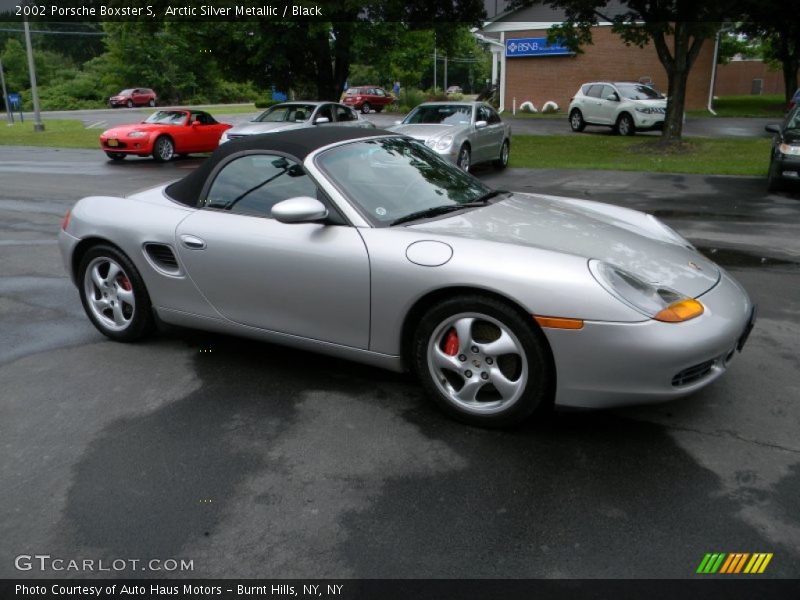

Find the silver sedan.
[
  {"left": 388, "top": 101, "right": 511, "bottom": 171},
  {"left": 58, "top": 128, "right": 754, "bottom": 427},
  {"left": 219, "top": 101, "right": 374, "bottom": 144}
]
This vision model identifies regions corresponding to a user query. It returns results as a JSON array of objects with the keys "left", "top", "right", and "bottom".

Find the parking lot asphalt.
[
  {"left": 29, "top": 105, "right": 776, "bottom": 138},
  {"left": 0, "top": 146, "right": 798, "bottom": 578}
]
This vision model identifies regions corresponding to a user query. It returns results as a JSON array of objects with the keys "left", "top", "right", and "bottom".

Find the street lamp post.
[
  {"left": 23, "top": 16, "right": 44, "bottom": 131},
  {"left": 0, "top": 58, "right": 13, "bottom": 124}
]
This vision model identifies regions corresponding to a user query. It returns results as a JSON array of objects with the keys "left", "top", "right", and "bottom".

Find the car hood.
[
  {"left": 410, "top": 192, "right": 720, "bottom": 297},
  {"left": 782, "top": 129, "right": 800, "bottom": 144},
  {"left": 388, "top": 123, "right": 463, "bottom": 141},
  {"left": 631, "top": 98, "right": 667, "bottom": 108},
  {"left": 227, "top": 121, "right": 308, "bottom": 135},
  {"left": 102, "top": 123, "right": 178, "bottom": 136}
]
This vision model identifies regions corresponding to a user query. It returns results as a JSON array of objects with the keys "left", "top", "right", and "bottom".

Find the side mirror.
[
  {"left": 764, "top": 123, "right": 781, "bottom": 134},
  {"left": 475, "top": 120, "right": 488, "bottom": 129},
  {"left": 606, "top": 93, "right": 619, "bottom": 102},
  {"left": 271, "top": 197, "right": 328, "bottom": 224},
  {"left": 191, "top": 120, "right": 201, "bottom": 127},
  {"left": 315, "top": 117, "right": 330, "bottom": 124}
]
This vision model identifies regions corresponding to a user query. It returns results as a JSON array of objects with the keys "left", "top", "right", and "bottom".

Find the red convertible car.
[{"left": 99, "top": 110, "right": 232, "bottom": 162}]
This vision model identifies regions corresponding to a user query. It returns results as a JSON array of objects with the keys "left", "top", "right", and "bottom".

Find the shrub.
[
  {"left": 541, "top": 101, "right": 560, "bottom": 113},
  {"left": 520, "top": 101, "right": 537, "bottom": 113},
  {"left": 255, "top": 98, "right": 281, "bottom": 109},
  {"left": 398, "top": 88, "right": 426, "bottom": 109}
]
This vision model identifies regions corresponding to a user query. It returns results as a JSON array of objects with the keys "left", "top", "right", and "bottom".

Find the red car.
[
  {"left": 342, "top": 86, "right": 395, "bottom": 113},
  {"left": 109, "top": 88, "right": 157, "bottom": 108},
  {"left": 99, "top": 110, "right": 232, "bottom": 162}
]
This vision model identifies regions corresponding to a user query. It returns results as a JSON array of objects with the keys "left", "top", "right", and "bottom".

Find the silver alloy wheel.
[
  {"left": 500, "top": 141, "right": 509, "bottom": 166},
  {"left": 149, "top": 99, "right": 155, "bottom": 107},
  {"left": 426, "top": 312, "right": 529, "bottom": 415},
  {"left": 618, "top": 115, "right": 632, "bottom": 135},
  {"left": 571, "top": 111, "right": 582, "bottom": 130},
  {"left": 155, "top": 137, "right": 174, "bottom": 161},
  {"left": 458, "top": 146, "right": 470, "bottom": 172},
  {"left": 83, "top": 257, "right": 136, "bottom": 332}
]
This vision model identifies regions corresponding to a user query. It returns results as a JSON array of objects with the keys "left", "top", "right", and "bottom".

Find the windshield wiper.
[
  {"left": 470, "top": 189, "right": 507, "bottom": 205},
  {"left": 389, "top": 204, "right": 475, "bottom": 226}
]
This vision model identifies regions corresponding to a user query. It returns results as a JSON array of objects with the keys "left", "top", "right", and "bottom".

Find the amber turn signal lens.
[
  {"left": 61, "top": 208, "right": 71, "bottom": 231},
  {"left": 534, "top": 315, "right": 584, "bottom": 330},
  {"left": 654, "top": 298, "right": 704, "bottom": 322}
]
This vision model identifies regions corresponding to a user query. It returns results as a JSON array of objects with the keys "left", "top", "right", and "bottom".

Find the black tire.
[
  {"left": 569, "top": 108, "right": 586, "bottom": 132},
  {"left": 493, "top": 139, "right": 510, "bottom": 169},
  {"left": 361, "top": 102, "right": 371, "bottom": 114},
  {"left": 412, "top": 294, "right": 554, "bottom": 428},
  {"left": 616, "top": 113, "right": 635, "bottom": 136},
  {"left": 77, "top": 244, "right": 155, "bottom": 343},
  {"left": 126, "top": 99, "right": 133, "bottom": 108},
  {"left": 152, "top": 135, "right": 174, "bottom": 162},
  {"left": 456, "top": 144, "right": 471, "bottom": 172},
  {"left": 105, "top": 152, "right": 127, "bottom": 161},
  {"left": 767, "top": 159, "right": 783, "bottom": 192},
  {"left": 148, "top": 98, "right": 155, "bottom": 107}
]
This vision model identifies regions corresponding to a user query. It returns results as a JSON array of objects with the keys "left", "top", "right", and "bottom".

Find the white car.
[{"left": 568, "top": 82, "right": 666, "bottom": 136}]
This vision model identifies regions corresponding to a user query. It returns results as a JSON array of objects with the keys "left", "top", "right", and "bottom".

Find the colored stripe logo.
[{"left": 697, "top": 553, "right": 773, "bottom": 574}]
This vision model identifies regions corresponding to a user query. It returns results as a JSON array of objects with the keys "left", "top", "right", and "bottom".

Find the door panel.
[{"left": 175, "top": 211, "right": 371, "bottom": 348}]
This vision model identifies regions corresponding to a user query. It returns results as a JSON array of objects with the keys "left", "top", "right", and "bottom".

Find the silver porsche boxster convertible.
[{"left": 59, "top": 128, "right": 755, "bottom": 427}]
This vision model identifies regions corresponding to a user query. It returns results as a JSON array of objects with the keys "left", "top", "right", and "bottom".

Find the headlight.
[
  {"left": 127, "top": 131, "right": 147, "bottom": 138},
  {"left": 635, "top": 107, "right": 654, "bottom": 114},
  {"left": 435, "top": 135, "right": 454, "bottom": 150},
  {"left": 424, "top": 139, "right": 436, "bottom": 148},
  {"left": 778, "top": 143, "right": 800, "bottom": 156},
  {"left": 589, "top": 260, "right": 704, "bottom": 323}
]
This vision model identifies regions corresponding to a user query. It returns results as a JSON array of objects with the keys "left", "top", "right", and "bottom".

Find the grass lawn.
[
  {"left": 0, "top": 120, "right": 99, "bottom": 148},
  {"left": 509, "top": 134, "right": 770, "bottom": 176},
  {"left": 688, "top": 94, "right": 787, "bottom": 118},
  {"left": 189, "top": 103, "right": 260, "bottom": 115}
]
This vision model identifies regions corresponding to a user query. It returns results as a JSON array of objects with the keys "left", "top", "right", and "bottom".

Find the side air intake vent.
[{"left": 144, "top": 243, "right": 180, "bottom": 274}]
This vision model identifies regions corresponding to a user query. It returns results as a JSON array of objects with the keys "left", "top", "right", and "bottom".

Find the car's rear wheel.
[
  {"left": 616, "top": 113, "right": 635, "bottom": 136},
  {"left": 126, "top": 99, "right": 133, "bottom": 108},
  {"left": 152, "top": 136, "right": 174, "bottom": 162},
  {"left": 569, "top": 109, "right": 586, "bottom": 132},
  {"left": 78, "top": 245, "right": 154, "bottom": 342},
  {"left": 456, "top": 144, "right": 471, "bottom": 172},
  {"left": 493, "top": 139, "right": 510, "bottom": 169},
  {"left": 361, "top": 102, "right": 371, "bottom": 114},
  {"left": 105, "top": 152, "right": 127, "bottom": 161},
  {"left": 413, "top": 295, "right": 553, "bottom": 427},
  {"left": 148, "top": 98, "right": 155, "bottom": 107}
]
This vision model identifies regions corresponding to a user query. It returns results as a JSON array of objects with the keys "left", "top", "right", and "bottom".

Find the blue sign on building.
[{"left": 505, "top": 37, "right": 573, "bottom": 58}]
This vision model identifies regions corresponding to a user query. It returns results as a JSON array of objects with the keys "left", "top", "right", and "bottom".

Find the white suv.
[{"left": 568, "top": 82, "right": 667, "bottom": 136}]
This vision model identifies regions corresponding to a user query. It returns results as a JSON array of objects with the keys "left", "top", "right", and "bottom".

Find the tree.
[
  {"left": 512, "top": 1, "right": 744, "bottom": 141},
  {"left": 739, "top": 0, "right": 800, "bottom": 104}
]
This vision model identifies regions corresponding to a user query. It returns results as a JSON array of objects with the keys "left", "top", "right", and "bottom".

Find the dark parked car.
[
  {"left": 789, "top": 88, "right": 800, "bottom": 111},
  {"left": 109, "top": 88, "right": 157, "bottom": 108},
  {"left": 765, "top": 105, "right": 800, "bottom": 192},
  {"left": 342, "top": 86, "right": 394, "bottom": 113}
]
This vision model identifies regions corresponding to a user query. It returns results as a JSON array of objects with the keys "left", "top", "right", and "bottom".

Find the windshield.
[
  {"left": 616, "top": 84, "right": 664, "bottom": 100},
  {"left": 254, "top": 104, "right": 316, "bottom": 123},
  {"left": 402, "top": 105, "right": 472, "bottom": 125},
  {"left": 118, "top": 89, "right": 134, "bottom": 95},
  {"left": 143, "top": 111, "right": 187, "bottom": 125},
  {"left": 786, "top": 107, "right": 800, "bottom": 130},
  {"left": 316, "top": 137, "right": 492, "bottom": 226}
]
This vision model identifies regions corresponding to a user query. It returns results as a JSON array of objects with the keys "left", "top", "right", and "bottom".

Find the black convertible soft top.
[{"left": 166, "top": 127, "right": 394, "bottom": 206}]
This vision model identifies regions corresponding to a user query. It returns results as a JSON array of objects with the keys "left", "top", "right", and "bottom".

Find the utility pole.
[
  {"left": 23, "top": 16, "right": 44, "bottom": 131},
  {"left": 0, "top": 58, "right": 13, "bottom": 124},
  {"left": 444, "top": 56, "right": 448, "bottom": 91},
  {"left": 433, "top": 36, "right": 437, "bottom": 93}
]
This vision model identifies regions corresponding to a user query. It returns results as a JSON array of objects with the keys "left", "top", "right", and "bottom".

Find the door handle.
[{"left": 180, "top": 234, "right": 206, "bottom": 250}]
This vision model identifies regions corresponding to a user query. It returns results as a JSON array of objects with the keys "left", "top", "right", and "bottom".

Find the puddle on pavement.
[{"left": 698, "top": 246, "right": 800, "bottom": 269}]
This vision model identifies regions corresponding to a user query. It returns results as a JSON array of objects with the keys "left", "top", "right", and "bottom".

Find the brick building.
[
  {"left": 715, "top": 59, "right": 791, "bottom": 97},
  {"left": 478, "top": 3, "right": 717, "bottom": 113}
]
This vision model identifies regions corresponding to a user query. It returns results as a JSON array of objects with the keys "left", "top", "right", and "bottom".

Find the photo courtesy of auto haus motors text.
[{"left": 12, "top": 584, "right": 345, "bottom": 597}]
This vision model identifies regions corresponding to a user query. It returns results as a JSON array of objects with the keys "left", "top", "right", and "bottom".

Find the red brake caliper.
[
  {"left": 443, "top": 328, "right": 459, "bottom": 356},
  {"left": 118, "top": 275, "right": 132, "bottom": 291}
]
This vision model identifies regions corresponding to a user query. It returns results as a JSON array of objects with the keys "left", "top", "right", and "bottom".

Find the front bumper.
[
  {"left": 774, "top": 154, "right": 800, "bottom": 181},
  {"left": 632, "top": 111, "right": 665, "bottom": 130},
  {"left": 545, "top": 269, "right": 753, "bottom": 408},
  {"left": 100, "top": 137, "right": 154, "bottom": 155}
]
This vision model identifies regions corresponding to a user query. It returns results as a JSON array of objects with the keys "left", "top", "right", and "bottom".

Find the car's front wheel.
[
  {"left": 616, "top": 113, "right": 635, "bottom": 136},
  {"left": 78, "top": 245, "right": 154, "bottom": 342},
  {"left": 412, "top": 295, "right": 553, "bottom": 427},
  {"left": 152, "top": 136, "right": 174, "bottom": 162},
  {"left": 456, "top": 144, "right": 471, "bottom": 172},
  {"left": 493, "top": 139, "right": 510, "bottom": 169},
  {"left": 361, "top": 102, "right": 371, "bottom": 114},
  {"left": 105, "top": 152, "right": 127, "bottom": 161},
  {"left": 126, "top": 100, "right": 133, "bottom": 108},
  {"left": 569, "top": 108, "right": 586, "bottom": 132}
]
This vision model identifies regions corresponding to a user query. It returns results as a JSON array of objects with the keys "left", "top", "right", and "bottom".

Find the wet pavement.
[{"left": 1, "top": 147, "right": 799, "bottom": 578}]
